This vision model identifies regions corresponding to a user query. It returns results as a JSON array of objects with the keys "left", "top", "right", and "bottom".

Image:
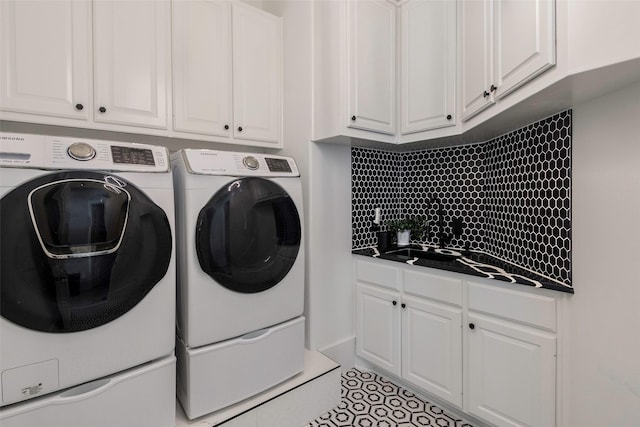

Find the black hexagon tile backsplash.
[{"left": 352, "top": 110, "right": 572, "bottom": 286}]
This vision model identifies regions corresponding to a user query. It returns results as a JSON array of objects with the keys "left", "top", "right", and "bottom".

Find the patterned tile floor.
[{"left": 307, "top": 368, "right": 474, "bottom": 427}]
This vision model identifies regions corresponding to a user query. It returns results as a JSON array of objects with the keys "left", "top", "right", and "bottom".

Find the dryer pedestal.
[
  {"left": 176, "top": 316, "right": 305, "bottom": 420},
  {"left": 0, "top": 355, "right": 176, "bottom": 427}
]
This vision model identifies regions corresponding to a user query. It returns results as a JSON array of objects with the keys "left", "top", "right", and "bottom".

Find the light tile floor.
[{"left": 307, "top": 368, "right": 475, "bottom": 427}]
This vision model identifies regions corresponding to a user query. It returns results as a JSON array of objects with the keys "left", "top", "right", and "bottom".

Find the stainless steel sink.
[{"left": 383, "top": 247, "right": 461, "bottom": 262}]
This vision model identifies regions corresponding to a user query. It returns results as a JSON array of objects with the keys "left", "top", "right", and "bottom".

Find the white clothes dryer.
[
  {"left": 171, "top": 149, "right": 304, "bottom": 347},
  {"left": 0, "top": 133, "right": 176, "bottom": 408},
  {"left": 172, "top": 149, "right": 305, "bottom": 419}
]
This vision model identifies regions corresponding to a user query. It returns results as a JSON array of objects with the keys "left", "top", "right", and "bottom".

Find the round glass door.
[
  {"left": 196, "top": 177, "right": 301, "bottom": 293},
  {"left": 0, "top": 171, "right": 172, "bottom": 333}
]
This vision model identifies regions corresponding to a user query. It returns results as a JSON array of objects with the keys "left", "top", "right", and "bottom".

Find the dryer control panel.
[
  {"left": 0, "top": 133, "right": 170, "bottom": 172},
  {"left": 182, "top": 149, "right": 300, "bottom": 177}
]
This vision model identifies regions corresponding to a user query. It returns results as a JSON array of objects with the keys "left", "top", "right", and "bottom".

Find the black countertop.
[{"left": 353, "top": 245, "right": 573, "bottom": 294}]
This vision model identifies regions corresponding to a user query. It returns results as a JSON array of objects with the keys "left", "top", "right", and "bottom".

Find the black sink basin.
[{"left": 383, "top": 248, "right": 461, "bottom": 262}]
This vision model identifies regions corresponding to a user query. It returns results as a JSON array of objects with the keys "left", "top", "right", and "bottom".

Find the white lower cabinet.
[
  {"left": 356, "top": 261, "right": 463, "bottom": 408},
  {"left": 465, "top": 280, "right": 557, "bottom": 427},
  {"left": 402, "top": 294, "right": 462, "bottom": 407},
  {"left": 355, "top": 259, "right": 559, "bottom": 426},
  {"left": 356, "top": 283, "right": 401, "bottom": 376},
  {"left": 465, "top": 313, "right": 556, "bottom": 427}
]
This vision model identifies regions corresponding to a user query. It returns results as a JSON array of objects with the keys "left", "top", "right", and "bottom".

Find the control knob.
[
  {"left": 67, "top": 142, "right": 96, "bottom": 161},
  {"left": 242, "top": 156, "right": 259, "bottom": 170}
]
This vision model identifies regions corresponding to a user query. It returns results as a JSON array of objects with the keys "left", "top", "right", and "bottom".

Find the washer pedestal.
[
  {"left": 0, "top": 355, "right": 176, "bottom": 427},
  {"left": 176, "top": 316, "right": 305, "bottom": 420}
]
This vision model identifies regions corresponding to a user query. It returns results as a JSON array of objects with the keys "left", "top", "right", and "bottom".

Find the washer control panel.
[
  {"left": 182, "top": 149, "right": 299, "bottom": 177},
  {"left": 0, "top": 133, "right": 169, "bottom": 172},
  {"left": 111, "top": 146, "right": 156, "bottom": 166},
  {"left": 265, "top": 157, "right": 292, "bottom": 173}
]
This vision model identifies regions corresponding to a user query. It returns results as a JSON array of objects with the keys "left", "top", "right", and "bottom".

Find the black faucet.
[
  {"left": 430, "top": 196, "right": 464, "bottom": 249},
  {"left": 431, "top": 197, "right": 450, "bottom": 248}
]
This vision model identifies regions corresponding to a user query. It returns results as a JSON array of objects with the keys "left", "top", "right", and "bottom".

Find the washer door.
[
  {"left": 196, "top": 177, "right": 301, "bottom": 293},
  {"left": 0, "top": 171, "right": 172, "bottom": 333}
]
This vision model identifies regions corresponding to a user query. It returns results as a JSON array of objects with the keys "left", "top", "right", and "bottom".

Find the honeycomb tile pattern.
[
  {"left": 403, "top": 143, "right": 485, "bottom": 250},
  {"left": 351, "top": 110, "right": 572, "bottom": 286},
  {"left": 484, "top": 111, "right": 572, "bottom": 283},
  {"left": 307, "top": 368, "right": 473, "bottom": 427},
  {"left": 352, "top": 149, "right": 403, "bottom": 247}
]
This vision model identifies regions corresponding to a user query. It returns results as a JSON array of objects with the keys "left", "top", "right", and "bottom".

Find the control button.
[
  {"left": 67, "top": 142, "right": 96, "bottom": 161},
  {"left": 243, "top": 156, "right": 259, "bottom": 170}
]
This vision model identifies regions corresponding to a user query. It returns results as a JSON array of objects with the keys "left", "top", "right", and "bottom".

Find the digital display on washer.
[
  {"left": 111, "top": 146, "right": 155, "bottom": 166},
  {"left": 265, "top": 158, "right": 291, "bottom": 173}
]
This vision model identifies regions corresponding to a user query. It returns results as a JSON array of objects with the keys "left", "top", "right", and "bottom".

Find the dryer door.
[
  {"left": 0, "top": 171, "right": 172, "bottom": 333},
  {"left": 196, "top": 177, "right": 301, "bottom": 293}
]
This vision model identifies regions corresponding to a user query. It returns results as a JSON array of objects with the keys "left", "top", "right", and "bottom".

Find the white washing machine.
[
  {"left": 0, "top": 133, "right": 176, "bottom": 425},
  {"left": 172, "top": 149, "right": 305, "bottom": 419}
]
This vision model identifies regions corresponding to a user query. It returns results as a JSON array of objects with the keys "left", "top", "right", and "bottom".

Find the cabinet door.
[
  {"left": 402, "top": 295, "right": 462, "bottom": 407},
  {"left": 356, "top": 283, "right": 401, "bottom": 376},
  {"left": 232, "top": 2, "right": 282, "bottom": 145},
  {"left": 93, "top": 0, "right": 169, "bottom": 128},
  {"left": 172, "top": 0, "right": 232, "bottom": 137},
  {"left": 347, "top": 0, "right": 396, "bottom": 135},
  {"left": 0, "top": 0, "right": 90, "bottom": 120},
  {"left": 400, "top": 0, "right": 456, "bottom": 134},
  {"left": 461, "top": 0, "right": 494, "bottom": 121},
  {"left": 466, "top": 313, "right": 556, "bottom": 427},
  {"left": 493, "top": 0, "right": 555, "bottom": 99}
]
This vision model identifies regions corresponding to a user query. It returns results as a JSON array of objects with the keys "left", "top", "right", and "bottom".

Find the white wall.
[
  {"left": 261, "top": 0, "right": 354, "bottom": 365},
  {"left": 568, "top": 80, "right": 640, "bottom": 425}
]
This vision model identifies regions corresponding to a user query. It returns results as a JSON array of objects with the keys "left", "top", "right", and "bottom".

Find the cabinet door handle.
[
  {"left": 75, "top": 103, "right": 84, "bottom": 111},
  {"left": 237, "top": 126, "right": 243, "bottom": 132},
  {"left": 392, "top": 300, "right": 397, "bottom": 306},
  {"left": 490, "top": 84, "right": 497, "bottom": 92},
  {"left": 446, "top": 114, "right": 452, "bottom": 120},
  {"left": 98, "top": 106, "right": 107, "bottom": 113},
  {"left": 483, "top": 91, "right": 490, "bottom": 98},
  {"left": 401, "top": 303, "right": 406, "bottom": 309},
  {"left": 224, "top": 124, "right": 229, "bottom": 130},
  {"left": 469, "top": 323, "right": 475, "bottom": 330},
  {"left": 351, "top": 115, "right": 356, "bottom": 121}
]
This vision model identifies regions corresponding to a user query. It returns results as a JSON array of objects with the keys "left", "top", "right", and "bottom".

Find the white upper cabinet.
[
  {"left": 312, "top": 0, "right": 397, "bottom": 144},
  {"left": 461, "top": 0, "right": 494, "bottom": 120},
  {"left": 172, "top": 0, "right": 282, "bottom": 146},
  {"left": 493, "top": 0, "right": 555, "bottom": 99},
  {"left": 347, "top": 0, "right": 396, "bottom": 135},
  {"left": 172, "top": 0, "right": 232, "bottom": 137},
  {"left": 232, "top": 1, "right": 282, "bottom": 144},
  {"left": 461, "top": 0, "right": 556, "bottom": 121},
  {"left": 0, "top": 0, "right": 90, "bottom": 120},
  {"left": 400, "top": 0, "right": 457, "bottom": 134},
  {"left": 93, "top": 0, "right": 169, "bottom": 129},
  {"left": 2, "top": 0, "right": 281, "bottom": 148}
]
